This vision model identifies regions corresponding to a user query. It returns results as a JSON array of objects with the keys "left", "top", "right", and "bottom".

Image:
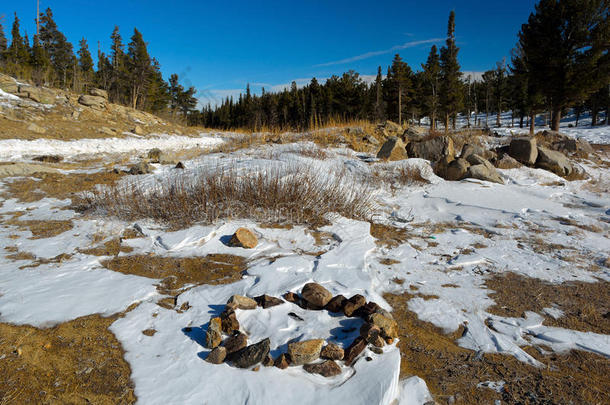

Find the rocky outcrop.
[
  {"left": 226, "top": 295, "right": 257, "bottom": 310},
  {"left": 89, "top": 88, "right": 108, "bottom": 99},
  {"left": 27, "top": 123, "right": 47, "bottom": 135},
  {"left": 147, "top": 148, "right": 163, "bottom": 163},
  {"left": 461, "top": 143, "right": 497, "bottom": 161},
  {"left": 287, "top": 339, "right": 324, "bottom": 365},
  {"left": 301, "top": 283, "right": 332, "bottom": 308},
  {"left": 206, "top": 346, "right": 227, "bottom": 364},
  {"left": 255, "top": 294, "right": 284, "bottom": 309},
  {"left": 128, "top": 162, "right": 152, "bottom": 175},
  {"left": 376, "top": 137, "right": 407, "bottom": 161},
  {"left": 78, "top": 94, "right": 107, "bottom": 110},
  {"left": 407, "top": 136, "right": 455, "bottom": 163},
  {"left": 509, "top": 137, "right": 537, "bottom": 165},
  {"left": 440, "top": 158, "right": 470, "bottom": 181},
  {"left": 368, "top": 313, "right": 399, "bottom": 339},
  {"left": 343, "top": 294, "right": 366, "bottom": 317},
  {"left": 402, "top": 126, "right": 427, "bottom": 142},
  {"left": 495, "top": 154, "right": 522, "bottom": 169},
  {"left": 228, "top": 228, "right": 258, "bottom": 249},
  {"left": 466, "top": 157, "right": 504, "bottom": 184},
  {"left": 535, "top": 146, "right": 572, "bottom": 177}
]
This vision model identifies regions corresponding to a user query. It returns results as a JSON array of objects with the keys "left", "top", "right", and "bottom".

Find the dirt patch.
[
  {"left": 101, "top": 254, "right": 248, "bottom": 293},
  {"left": 79, "top": 238, "right": 134, "bottom": 257},
  {"left": 486, "top": 272, "right": 610, "bottom": 335},
  {"left": 370, "top": 223, "right": 409, "bottom": 248},
  {"left": 385, "top": 292, "right": 610, "bottom": 404},
  {"left": 0, "top": 315, "right": 135, "bottom": 404},
  {"left": 5, "top": 218, "right": 74, "bottom": 239}
]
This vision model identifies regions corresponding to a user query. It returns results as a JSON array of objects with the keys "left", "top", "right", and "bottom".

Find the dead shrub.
[{"left": 86, "top": 164, "right": 374, "bottom": 227}]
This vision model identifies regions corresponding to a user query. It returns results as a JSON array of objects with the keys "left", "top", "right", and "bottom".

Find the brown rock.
[
  {"left": 228, "top": 227, "right": 258, "bottom": 249},
  {"left": 255, "top": 294, "right": 284, "bottom": 309},
  {"left": 147, "top": 148, "right": 163, "bottom": 163},
  {"left": 355, "top": 302, "right": 382, "bottom": 318},
  {"left": 128, "top": 161, "right": 152, "bottom": 175},
  {"left": 360, "top": 322, "right": 382, "bottom": 344},
  {"left": 325, "top": 295, "right": 347, "bottom": 313},
  {"left": 288, "top": 339, "right": 324, "bottom": 365},
  {"left": 509, "top": 137, "right": 538, "bottom": 165},
  {"left": 407, "top": 136, "right": 455, "bottom": 163},
  {"left": 535, "top": 146, "right": 573, "bottom": 177},
  {"left": 376, "top": 137, "right": 408, "bottom": 161},
  {"left": 320, "top": 343, "right": 344, "bottom": 360},
  {"left": 343, "top": 294, "right": 366, "bottom": 317},
  {"left": 344, "top": 337, "right": 367, "bottom": 366},
  {"left": 303, "top": 360, "right": 342, "bottom": 377},
  {"left": 33, "top": 155, "right": 62, "bottom": 163},
  {"left": 89, "top": 88, "right": 108, "bottom": 99},
  {"left": 229, "top": 338, "right": 270, "bottom": 368},
  {"left": 220, "top": 310, "right": 240, "bottom": 334},
  {"left": 223, "top": 332, "right": 248, "bottom": 354},
  {"left": 78, "top": 94, "right": 107, "bottom": 110},
  {"left": 301, "top": 283, "right": 332, "bottom": 308},
  {"left": 442, "top": 158, "right": 470, "bottom": 181},
  {"left": 283, "top": 292, "right": 300, "bottom": 304},
  {"left": 205, "top": 317, "right": 222, "bottom": 349},
  {"left": 27, "top": 123, "right": 47, "bottom": 135},
  {"left": 227, "top": 295, "right": 257, "bottom": 310},
  {"left": 371, "top": 335, "right": 386, "bottom": 348},
  {"left": 133, "top": 125, "right": 145, "bottom": 135},
  {"left": 274, "top": 353, "right": 291, "bottom": 369},
  {"left": 263, "top": 354, "right": 274, "bottom": 367},
  {"left": 368, "top": 313, "right": 399, "bottom": 339},
  {"left": 205, "top": 346, "right": 227, "bottom": 364},
  {"left": 175, "top": 161, "right": 185, "bottom": 169},
  {"left": 495, "top": 154, "right": 522, "bottom": 169}
]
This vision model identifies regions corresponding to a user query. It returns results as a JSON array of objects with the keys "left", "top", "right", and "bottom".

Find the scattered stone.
[
  {"left": 366, "top": 356, "right": 373, "bottom": 362},
  {"left": 220, "top": 310, "right": 240, "bottom": 334},
  {"left": 128, "top": 161, "right": 152, "bottom": 175},
  {"left": 376, "top": 136, "right": 407, "bottom": 161},
  {"left": 205, "top": 317, "right": 223, "bottom": 349},
  {"left": 301, "top": 283, "right": 332, "bottom": 308},
  {"left": 288, "top": 312, "right": 304, "bottom": 321},
  {"left": 320, "top": 343, "right": 344, "bottom": 361},
  {"left": 343, "top": 294, "right": 366, "bottom": 317},
  {"left": 461, "top": 144, "right": 496, "bottom": 161},
  {"left": 206, "top": 346, "right": 227, "bottom": 364},
  {"left": 228, "top": 227, "right": 258, "bottom": 249},
  {"left": 370, "top": 346, "right": 383, "bottom": 355},
  {"left": 263, "top": 354, "right": 274, "bottom": 367},
  {"left": 33, "top": 155, "right": 62, "bottom": 163},
  {"left": 363, "top": 134, "right": 380, "bottom": 145},
  {"left": 495, "top": 154, "right": 522, "bottom": 169},
  {"left": 78, "top": 94, "right": 107, "bottom": 110},
  {"left": 147, "top": 148, "right": 163, "bottom": 163},
  {"left": 255, "top": 294, "right": 284, "bottom": 309},
  {"left": 223, "top": 332, "right": 248, "bottom": 354},
  {"left": 509, "top": 137, "right": 538, "bottom": 165},
  {"left": 133, "top": 125, "right": 145, "bottom": 135},
  {"left": 229, "top": 338, "right": 270, "bottom": 368},
  {"left": 355, "top": 302, "right": 382, "bottom": 318},
  {"left": 226, "top": 295, "right": 257, "bottom": 310},
  {"left": 89, "top": 88, "right": 108, "bottom": 99},
  {"left": 535, "top": 146, "right": 572, "bottom": 177},
  {"left": 99, "top": 126, "right": 117, "bottom": 136},
  {"left": 441, "top": 158, "right": 470, "bottom": 181},
  {"left": 141, "top": 328, "right": 156, "bottom": 336},
  {"left": 283, "top": 292, "right": 300, "bottom": 304},
  {"left": 403, "top": 126, "right": 427, "bottom": 142},
  {"left": 368, "top": 313, "right": 399, "bottom": 339},
  {"left": 303, "top": 360, "right": 342, "bottom": 377},
  {"left": 324, "top": 295, "right": 347, "bottom": 313},
  {"left": 360, "top": 323, "right": 382, "bottom": 344},
  {"left": 274, "top": 353, "right": 291, "bottom": 369},
  {"left": 344, "top": 337, "right": 367, "bottom": 366},
  {"left": 371, "top": 335, "right": 386, "bottom": 348},
  {"left": 287, "top": 339, "right": 324, "bottom": 366},
  {"left": 466, "top": 161, "right": 504, "bottom": 184},
  {"left": 252, "top": 366, "right": 260, "bottom": 372},
  {"left": 407, "top": 136, "right": 455, "bottom": 163},
  {"left": 27, "top": 123, "right": 47, "bottom": 135},
  {"left": 175, "top": 161, "right": 185, "bottom": 169}
]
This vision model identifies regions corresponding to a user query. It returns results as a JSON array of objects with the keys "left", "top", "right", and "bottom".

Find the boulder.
[
  {"left": 99, "top": 127, "right": 117, "bottom": 136},
  {"left": 535, "top": 146, "right": 572, "bottom": 177},
  {"left": 175, "top": 162, "right": 185, "bottom": 169},
  {"left": 343, "top": 337, "right": 367, "bottom": 366},
  {"left": 17, "top": 85, "right": 55, "bottom": 104},
  {"left": 441, "top": 158, "right": 470, "bottom": 181},
  {"left": 402, "top": 126, "right": 428, "bottom": 142},
  {"left": 368, "top": 313, "right": 399, "bottom": 339},
  {"left": 78, "top": 94, "right": 107, "bottom": 110},
  {"left": 229, "top": 338, "right": 270, "bottom": 368},
  {"left": 223, "top": 332, "right": 248, "bottom": 354},
  {"left": 376, "top": 137, "right": 407, "bottom": 161},
  {"left": 287, "top": 339, "right": 324, "bottom": 365},
  {"left": 255, "top": 294, "right": 284, "bottom": 309},
  {"left": 407, "top": 136, "right": 455, "bottom": 163},
  {"left": 303, "top": 360, "right": 342, "bottom": 377},
  {"left": 228, "top": 228, "right": 258, "bottom": 249},
  {"left": 495, "top": 154, "right": 522, "bottom": 169},
  {"left": 509, "top": 137, "right": 537, "bottom": 165},
  {"left": 226, "top": 295, "right": 257, "bottom": 310},
  {"left": 89, "top": 88, "right": 108, "bottom": 99},
  {"left": 205, "top": 317, "right": 223, "bottom": 349},
  {"left": 461, "top": 144, "right": 497, "bottom": 161},
  {"left": 363, "top": 134, "right": 380, "bottom": 145},
  {"left": 355, "top": 302, "right": 382, "bottom": 318},
  {"left": 320, "top": 343, "right": 344, "bottom": 360},
  {"left": 27, "top": 123, "right": 46, "bottom": 135},
  {"left": 324, "top": 295, "right": 347, "bottom": 313},
  {"left": 274, "top": 353, "right": 291, "bottom": 369},
  {"left": 262, "top": 354, "right": 274, "bottom": 367},
  {"left": 301, "top": 283, "right": 332, "bottom": 308},
  {"left": 147, "top": 148, "right": 163, "bottom": 163},
  {"left": 343, "top": 294, "right": 366, "bottom": 317},
  {"left": 0, "top": 74, "right": 18, "bottom": 93},
  {"left": 133, "top": 125, "right": 145, "bottom": 135},
  {"left": 205, "top": 346, "right": 227, "bottom": 364},
  {"left": 128, "top": 162, "right": 152, "bottom": 175},
  {"left": 466, "top": 163, "right": 504, "bottom": 184},
  {"left": 220, "top": 310, "right": 240, "bottom": 334},
  {"left": 360, "top": 322, "right": 382, "bottom": 344}
]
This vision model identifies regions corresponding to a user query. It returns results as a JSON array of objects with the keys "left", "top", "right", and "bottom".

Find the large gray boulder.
[
  {"left": 444, "top": 158, "right": 470, "bottom": 181},
  {"left": 89, "top": 88, "right": 108, "bottom": 99},
  {"left": 0, "top": 74, "right": 19, "bottom": 93},
  {"left": 535, "top": 146, "right": 572, "bottom": 177},
  {"left": 78, "top": 94, "right": 107, "bottom": 110},
  {"left": 465, "top": 155, "right": 504, "bottom": 184},
  {"left": 402, "top": 126, "right": 427, "bottom": 142},
  {"left": 461, "top": 144, "right": 497, "bottom": 161},
  {"left": 407, "top": 136, "right": 455, "bottom": 163},
  {"left": 376, "top": 137, "right": 407, "bottom": 161},
  {"left": 509, "top": 137, "right": 537, "bottom": 165}
]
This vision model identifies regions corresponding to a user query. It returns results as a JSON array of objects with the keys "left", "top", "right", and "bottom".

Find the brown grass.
[
  {"left": 0, "top": 315, "right": 135, "bottom": 404},
  {"left": 385, "top": 292, "right": 610, "bottom": 404},
  {"left": 4, "top": 218, "right": 74, "bottom": 239},
  {"left": 87, "top": 165, "right": 374, "bottom": 228},
  {"left": 369, "top": 223, "right": 410, "bottom": 248},
  {"left": 486, "top": 272, "right": 610, "bottom": 335},
  {"left": 79, "top": 238, "right": 134, "bottom": 257}
]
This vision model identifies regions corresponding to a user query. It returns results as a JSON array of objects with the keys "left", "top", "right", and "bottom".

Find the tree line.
[{"left": 0, "top": 7, "right": 197, "bottom": 118}]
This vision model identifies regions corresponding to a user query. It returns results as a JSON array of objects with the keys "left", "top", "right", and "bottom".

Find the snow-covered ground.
[{"left": 0, "top": 127, "right": 608, "bottom": 404}]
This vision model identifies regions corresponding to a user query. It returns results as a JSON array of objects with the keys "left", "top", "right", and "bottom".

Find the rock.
[
  {"left": 466, "top": 163, "right": 504, "bottom": 184},
  {"left": 255, "top": 294, "right": 284, "bottom": 309},
  {"left": 229, "top": 338, "right": 270, "bottom": 369},
  {"left": 205, "top": 346, "right": 227, "bottom": 364},
  {"left": 147, "top": 148, "right": 163, "bottom": 163},
  {"left": 226, "top": 295, "right": 257, "bottom": 310},
  {"left": 324, "top": 295, "right": 347, "bottom": 313},
  {"left": 205, "top": 317, "right": 223, "bottom": 349},
  {"left": 283, "top": 292, "right": 300, "bottom": 304},
  {"left": 223, "top": 332, "right": 248, "bottom": 354},
  {"left": 363, "top": 134, "right": 380, "bottom": 145},
  {"left": 133, "top": 125, "right": 145, "bottom": 135},
  {"left": 321, "top": 343, "right": 344, "bottom": 360},
  {"left": 263, "top": 354, "right": 274, "bottom": 367},
  {"left": 403, "top": 126, "right": 427, "bottom": 142},
  {"left": 407, "top": 136, "right": 455, "bottom": 163},
  {"left": 287, "top": 339, "right": 324, "bottom": 365},
  {"left": 99, "top": 127, "right": 117, "bottom": 136},
  {"left": 368, "top": 313, "right": 399, "bottom": 339},
  {"left": 535, "top": 146, "right": 572, "bottom": 177},
  {"left": 461, "top": 144, "right": 497, "bottom": 161},
  {"left": 33, "top": 155, "right": 62, "bottom": 163},
  {"left": 303, "top": 360, "right": 342, "bottom": 377},
  {"left": 343, "top": 294, "right": 366, "bottom": 317},
  {"left": 175, "top": 162, "right": 185, "bottom": 169},
  {"left": 442, "top": 158, "right": 470, "bottom": 181},
  {"left": 301, "top": 283, "right": 333, "bottom": 308},
  {"left": 0, "top": 74, "right": 18, "bottom": 93},
  {"left": 78, "top": 94, "right": 107, "bottom": 110},
  {"left": 371, "top": 335, "right": 386, "bottom": 348},
  {"left": 220, "top": 310, "right": 240, "bottom": 334},
  {"left": 18, "top": 85, "right": 55, "bottom": 104},
  {"left": 376, "top": 137, "right": 407, "bottom": 161},
  {"left": 508, "top": 137, "right": 537, "bottom": 165},
  {"left": 495, "top": 154, "right": 522, "bottom": 169},
  {"left": 228, "top": 228, "right": 258, "bottom": 249},
  {"left": 465, "top": 154, "right": 488, "bottom": 166},
  {"left": 27, "top": 123, "right": 46, "bottom": 135},
  {"left": 128, "top": 162, "right": 152, "bottom": 175},
  {"left": 274, "top": 353, "right": 291, "bottom": 369},
  {"left": 89, "top": 88, "right": 108, "bottom": 99},
  {"left": 344, "top": 337, "right": 367, "bottom": 366},
  {"left": 355, "top": 302, "right": 382, "bottom": 318},
  {"left": 360, "top": 322, "right": 382, "bottom": 344},
  {"left": 384, "top": 121, "right": 403, "bottom": 135},
  {"left": 347, "top": 127, "right": 365, "bottom": 136}
]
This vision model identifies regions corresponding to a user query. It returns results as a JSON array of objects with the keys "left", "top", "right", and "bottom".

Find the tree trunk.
[
  {"left": 529, "top": 113, "right": 535, "bottom": 135},
  {"left": 575, "top": 109, "right": 580, "bottom": 127},
  {"left": 430, "top": 111, "right": 436, "bottom": 130},
  {"left": 519, "top": 115, "right": 524, "bottom": 128},
  {"left": 591, "top": 108, "right": 598, "bottom": 126},
  {"left": 398, "top": 85, "right": 402, "bottom": 126},
  {"left": 444, "top": 113, "right": 449, "bottom": 133},
  {"left": 551, "top": 107, "right": 561, "bottom": 131}
]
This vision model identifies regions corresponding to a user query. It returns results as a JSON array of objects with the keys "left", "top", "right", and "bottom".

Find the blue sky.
[{"left": 3, "top": 1, "right": 538, "bottom": 105}]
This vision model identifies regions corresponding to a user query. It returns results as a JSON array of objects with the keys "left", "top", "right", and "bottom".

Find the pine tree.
[
  {"left": 145, "top": 58, "right": 169, "bottom": 113},
  {"left": 493, "top": 59, "right": 507, "bottom": 127},
  {"left": 30, "top": 34, "right": 51, "bottom": 85},
  {"left": 440, "top": 11, "right": 463, "bottom": 131},
  {"left": 0, "top": 21, "right": 7, "bottom": 57},
  {"left": 39, "top": 8, "right": 75, "bottom": 88},
  {"left": 518, "top": 0, "right": 609, "bottom": 131},
  {"left": 6, "top": 13, "right": 30, "bottom": 73},
  {"left": 77, "top": 38, "right": 94, "bottom": 91},
  {"left": 421, "top": 45, "right": 441, "bottom": 130},
  {"left": 374, "top": 66, "right": 384, "bottom": 122},
  {"left": 126, "top": 28, "right": 151, "bottom": 109}
]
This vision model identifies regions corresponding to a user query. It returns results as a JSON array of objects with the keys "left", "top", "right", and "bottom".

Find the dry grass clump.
[{"left": 87, "top": 165, "right": 373, "bottom": 227}]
